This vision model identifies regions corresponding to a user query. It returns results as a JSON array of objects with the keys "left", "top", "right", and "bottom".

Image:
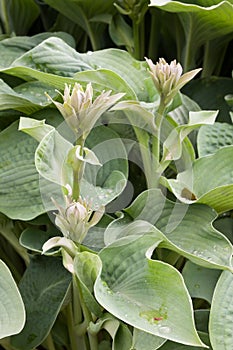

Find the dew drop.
[
  {"left": 194, "top": 283, "right": 200, "bottom": 289},
  {"left": 158, "top": 326, "right": 171, "bottom": 334}
]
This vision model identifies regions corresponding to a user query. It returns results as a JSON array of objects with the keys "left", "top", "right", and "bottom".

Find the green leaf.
[
  {"left": 11, "top": 256, "right": 71, "bottom": 350},
  {"left": 35, "top": 128, "right": 73, "bottom": 186},
  {"left": 0, "top": 259, "right": 25, "bottom": 339},
  {"left": 182, "top": 261, "right": 221, "bottom": 304},
  {"left": 0, "top": 0, "right": 40, "bottom": 35},
  {"left": 149, "top": 1, "right": 233, "bottom": 71},
  {"left": 107, "top": 189, "right": 233, "bottom": 270},
  {"left": 20, "top": 227, "right": 60, "bottom": 253},
  {"left": 10, "top": 37, "right": 92, "bottom": 76},
  {"left": 0, "top": 80, "right": 58, "bottom": 114},
  {"left": 109, "top": 14, "right": 134, "bottom": 52},
  {"left": 0, "top": 120, "right": 45, "bottom": 220},
  {"left": 94, "top": 234, "right": 205, "bottom": 347},
  {"left": 0, "top": 32, "right": 76, "bottom": 69},
  {"left": 19, "top": 117, "right": 54, "bottom": 142},
  {"left": 135, "top": 190, "right": 232, "bottom": 270},
  {"left": 167, "top": 146, "right": 233, "bottom": 213},
  {"left": 82, "top": 49, "right": 157, "bottom": 102},
  {"left": 162, "top": 110, "right": 218, "bottom": 162},
  {"left": 74, "top": 251, "right": 103, "bottom": 317},
  {"left": 209, "top": 268, "right": 233, "bottom": 350},
  {"left": 132, "top": 328, "right": 166, "bottom": 350},
  {"left": 157, "top": 332, "right": 212, "bottom": 349},
  {"left": 197, "top": 122, "right": 233, "bottom": 157}
]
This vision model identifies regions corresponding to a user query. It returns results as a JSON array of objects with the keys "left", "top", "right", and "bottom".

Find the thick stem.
[{"left": 132, "top": 20, "right": 142, "bottom": 60}]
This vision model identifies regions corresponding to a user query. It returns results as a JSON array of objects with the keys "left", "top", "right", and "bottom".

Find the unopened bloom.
[
  {"left": 47, "top": 82, "right": 124, "bottom": 137},
  {"left": 53, "top": 196, "right": 104, "bottom": 244},
  {"left": 145, "top": 57, "right": 201, "bottom": 106}
]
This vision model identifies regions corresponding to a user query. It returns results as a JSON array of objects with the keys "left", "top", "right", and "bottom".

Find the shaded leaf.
[
  {"left": 182, "top": 261, "right": 221, "bottom": 304},
  {"left": 11, "top": 256, "right": 71, "bottom": 350}
]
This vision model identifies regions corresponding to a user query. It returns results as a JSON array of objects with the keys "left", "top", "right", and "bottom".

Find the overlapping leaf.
[
  {"left": 167, "top": 146, "right": 233, "bottom": 213},
  {"left": 209, "top": 267, "right": 233, "bottom": 350},
  {"left": 94, "top": 234, "right": 205, "bottom": 347}
]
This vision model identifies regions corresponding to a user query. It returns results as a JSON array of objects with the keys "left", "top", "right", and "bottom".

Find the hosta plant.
[{"left": 0, "top": 2, "right": 232, "bottom": 350}]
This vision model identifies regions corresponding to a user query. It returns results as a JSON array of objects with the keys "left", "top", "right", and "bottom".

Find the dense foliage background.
[{"left": 0, "top": 1, "right": 232, "bottom": 350}]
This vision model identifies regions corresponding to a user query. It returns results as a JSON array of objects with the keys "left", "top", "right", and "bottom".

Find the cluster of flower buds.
[
  {"left": 47, "top": 82, "right": 124, "bottom": 138},
  {"left": 53, "top": 194, "right": 104, "bottom": 244},
  {"left": 145, "top": 57, "right": 201, "bottom": 106}
]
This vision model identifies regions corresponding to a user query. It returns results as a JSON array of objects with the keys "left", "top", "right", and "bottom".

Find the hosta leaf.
[
  {"left": 0, "top": 120, "right": 46, "bottom": 219},
  {"left": 106, "top": 189, "right": 232, "bottom": 270},
  {"left": 162, "top": 110, "right": 218, "bottom": 161},
  {"left": 11, "top": 256, "right": 71, "bottom": 350},
  {"left": 182, "top": 261, "right": 221, "bottom": 303},
  {"left": 197, "top": 122, "right": 233, "bottom": 157},
  {"left": 149, "top": 1, "right": 233, "bottom": 70},
  {"left": 74, "top": 251, "right": 103, "bottom": 316},
  {"left": 158, "top": 332, "right": 212, "bottom": 349},
  {"left": 0, "top": 260, "right": 25, "bottom": 339},
  {"left": 83, "top": 49, "right": 157, "bottom": 101},
  {"left": 0, "top": 80, "right": 58, "bottom": 114},
  {"left": 209, "top": 268, "right": 233, "bottom": 350},
  {"left": 94, "top": 234, "right": 205, "bottom": 347},
  {"left": 109, "top": 14, "right": 134, "bottom": 52},
  {"left": 167, "top": 146, "right": 233, "bottom": 213},
  {"left": 19, "top": 117, "right": 54, "bottom": 142},
  {"left": 10, "top": 37, "right": 91, "bottom": 76},
  {"left": 35, "top": 128, "right": 73, "bottom": 186},
  {"left": 0, "top": 32, "right": 75, "bottom": 69},
  {"left": 132, "top": 328, "right": 166, "bottom": 350}
]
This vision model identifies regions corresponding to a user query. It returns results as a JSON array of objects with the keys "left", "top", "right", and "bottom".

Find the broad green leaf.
[
  {"left": 162, "top": 110, "right": 218, "bottom": 161},
  {"left": 10, "top": 37, "right": 91, "bottom": 76},
  {"left": 209, "top": 268, "right": 233, "bottom": 350},
  {"left": 82, "top": 49, "right": 157, "bottom": 101},
  {"left": 74, "top": 251, "right": 103, "bottom": 316},
  {"left": 149, "top": 1, "right": 233, "bottom": 71},
  {"left": 197, "top": 122, "right": 233, "bottom": 157},
  {"left": 0, "top": 32, "right": 75, "bottom": 69},
  {"left": 107, "top": 189, "right": 233, "bottom": 270},
  {"left": 0, "top": 0, "right": 39, "bottom": 35},
  {"left": 0, "top": 80, "right": 58, "bottom": 114},
  {"left": 1, "top": 66, "right": 134, "bottom": 100},
  {"left": 94, "top": 234, "right": 205, "bottom": 347},
  {"left": 167, "top": 146, "right": 233, "bottom": 213},
  {"left": 213, "top": 217, "right": 233, "bottom": 244},
  {"left": 11, "top": 256, "right": 71, "bottom": 350},
  {"left": 132, "top": 328, "right": 166, "bottom": 350},
  {"left": 0, "top": 259, "right": 25, "bottom": 339},
  {"left": 0, "top": 120, "right": 47, "bottom": 220},
  {"left": 182, "top": 261, "right": 221, "bottom": 304}
]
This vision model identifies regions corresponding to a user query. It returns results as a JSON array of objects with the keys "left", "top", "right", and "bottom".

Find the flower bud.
[{"left": 145, "top": 57, "right": 201, "bottom": 106}]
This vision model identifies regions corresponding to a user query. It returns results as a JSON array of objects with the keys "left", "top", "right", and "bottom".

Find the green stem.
[
  {"left": 182, "top": 14, "right": 194, "bottom": 72},
  {"left": 132, "top": 20, "right": 142, "bottom": 60},
  {"left": 43, "top": 333, "right": 56, "bottom": 350},
  {"left": 148, "top": 9, "right": 160, "bottom": 59},
  {"left": 74, "top": 277, "right": 99, "bottom": 350},
  {"left": 151, "top": 97, "right": 167, "bottom": 185}
]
